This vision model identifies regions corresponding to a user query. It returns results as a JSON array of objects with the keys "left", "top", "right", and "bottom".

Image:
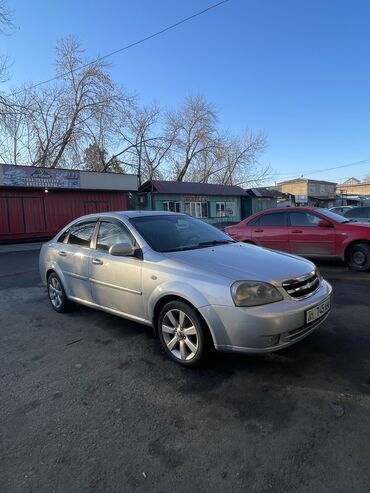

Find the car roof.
[
  {"left": 73, "top": 210, "right": 186, "bottom": 221},
  {"left": 251, "top": 206, "right": 321, "bottom": 215}
]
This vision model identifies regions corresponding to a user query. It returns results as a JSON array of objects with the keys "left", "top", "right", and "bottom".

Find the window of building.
[
  {"left": 216, "top": 202, "right": 226, "bottom": 217},
  {"left": 184, "top": 202, "right": 208, "bottom": 218},
  {"left": 163, "top": 201, "right": 181, "bottom": 213},
  {"left": 96, "top": 221, "right": 136, "bottom": 251},
  {"left": 68, "top": 221, "right": 97, "bottom": 248}
]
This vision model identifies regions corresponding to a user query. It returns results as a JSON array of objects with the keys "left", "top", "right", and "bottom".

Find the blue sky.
[{"left": 2, "top": 0, "right": 370, "bottom": 184}]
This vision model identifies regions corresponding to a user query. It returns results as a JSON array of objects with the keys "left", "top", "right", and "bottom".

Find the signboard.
[
  {"left": 183, "top": 195, "right": 208, "bottom": 202},
  {"left": 328, "top": 191, "right": 335, "bottom": 199},
  {"left": 295, "top": 195, "right": 308, "bottom": 203},
  {"left": 2, "top": 165, "right": 80, "bottom": 189},
  {"left": 225, "top": 201, "right": 236, "bottom": 217}
]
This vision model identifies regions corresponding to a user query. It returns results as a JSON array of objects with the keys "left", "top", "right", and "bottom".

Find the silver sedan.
[{"left": 39, "top": 211, "right": 332, "bottom": 366}]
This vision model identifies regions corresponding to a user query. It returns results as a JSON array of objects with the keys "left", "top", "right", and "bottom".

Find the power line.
[
  {"left": 6, "top": 0, "right": 231, "bottom": 98},
  {"left": 276, "top": 157, "right": 370, "bottom": 181}
]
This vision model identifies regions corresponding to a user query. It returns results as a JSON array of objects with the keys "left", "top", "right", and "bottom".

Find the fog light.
[{"left": 262, "top": 335, "right": 279, "bottom": 346}]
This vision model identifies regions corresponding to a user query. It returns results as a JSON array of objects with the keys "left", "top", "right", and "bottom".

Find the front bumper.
[{"left": 199, "top": 280, "right": 332, "bottom": 354}]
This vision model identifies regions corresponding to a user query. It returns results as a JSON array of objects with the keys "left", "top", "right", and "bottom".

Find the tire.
[
  {"left": 157, "top": 300, "right": 212, "bottom": 367},
  {"left": 47, "top": 272, "right": 72, "bottom": 313},
  {"left": 347, "top": 243, "right": 370, "bottom": 271}
]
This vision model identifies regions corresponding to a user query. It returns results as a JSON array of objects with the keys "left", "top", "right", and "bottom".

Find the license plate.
[{"left": 306, "top": 298, "right": 330, "bottom": 324}]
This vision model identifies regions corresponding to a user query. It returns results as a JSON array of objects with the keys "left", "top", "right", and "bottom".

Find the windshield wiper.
[
  {"left": 162, "top": 239, "right": 235, "bottom": 253},
  {"left": 197, "top": 239, "right": 236, "bottom": 247}
]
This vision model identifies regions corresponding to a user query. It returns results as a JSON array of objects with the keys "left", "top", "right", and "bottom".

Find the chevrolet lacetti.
[{"left": 39, "top": 211, "right": 332, "bottom": 366}]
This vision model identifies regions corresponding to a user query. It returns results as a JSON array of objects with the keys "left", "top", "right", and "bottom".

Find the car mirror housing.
[
  {"left": 109, "top": 242, "right": 137, "bottom": 257},
  {"left": 318, "top": 220, "right": 332, "bottom": 228}
]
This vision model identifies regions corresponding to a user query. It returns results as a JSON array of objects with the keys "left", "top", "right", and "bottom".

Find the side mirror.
[
  {"left": 109, "top": 242, "right": 135, "bottom": 257},
  {"left": 318, "top": 220, "right": 332, "bottom": 228}
]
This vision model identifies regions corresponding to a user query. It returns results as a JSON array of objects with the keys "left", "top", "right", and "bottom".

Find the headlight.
[{"left": 231, "top": 281, "right": 283, "bottom": 307}]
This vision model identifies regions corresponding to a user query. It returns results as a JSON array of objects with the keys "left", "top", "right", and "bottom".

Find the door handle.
[
  {"left": 58, "top": 251, "right": 67, "bottom": 256},
  {"left": 291, "top": 230, "right": 303, "bottom": 233},
  {"left": 254, "top": 229, "right": 264, "bottom": 233},
  {"left": 92, "top": 258, "right": 103, "bottom": 265}
]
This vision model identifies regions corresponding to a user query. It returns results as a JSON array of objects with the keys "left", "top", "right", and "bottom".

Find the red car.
[{"left": 225, "top": 207, "right": 370, "bottom": 271}]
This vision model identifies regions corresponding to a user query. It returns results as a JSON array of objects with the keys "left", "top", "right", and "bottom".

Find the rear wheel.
[
  {"left": 47, "top": 272, "right": 72, "bottom": 313},
  {"left": 347, "top": 243, "right": 370, "bottom": 271},
  {"left": 158, "top": 301, "right": 211, "bottom": 367}
]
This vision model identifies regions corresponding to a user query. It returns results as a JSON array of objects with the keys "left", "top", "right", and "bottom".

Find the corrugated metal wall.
[{"left": 0, "top": 188, "right": 128, "bottom": 242}]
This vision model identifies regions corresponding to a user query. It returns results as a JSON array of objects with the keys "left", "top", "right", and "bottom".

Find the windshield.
[
  {"left": 316, "top": 208, "right": 351, "bottom": 223},
  {"left": 130, "top": 214, "right": 235, "bottom": 252}
]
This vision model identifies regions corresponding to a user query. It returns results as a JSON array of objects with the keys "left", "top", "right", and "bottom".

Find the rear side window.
[
  {"left": 57, "top": 229, "right": 69, "bottom": 243},
  {"left": 68, "top": 221, "right": 96, "bottom": 248},
  {"left": 258, "top": 212, "right": 287, "bottom": 226},
  {"left": 96, "top": 221, "right": 136, "bottom": 251},
  {"left": 345, "top": 207, "right": 369, "bottom": 219},
  {"left": 247, "top": 217, "right": 260, "bottom": 226}
]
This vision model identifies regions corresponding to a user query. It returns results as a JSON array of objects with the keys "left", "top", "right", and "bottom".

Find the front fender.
[{"left": 147, "top": 281, "right": 211, "bottom": 321}]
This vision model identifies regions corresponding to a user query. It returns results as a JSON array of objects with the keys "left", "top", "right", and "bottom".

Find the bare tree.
[
  {"left": 0, "top": 87, "right": 32, "bottom": 164},
  {"left": 166, "top": 94, "right": 219, "bottom": 181},
  {"left": 214, "top": 131, "right": 269, "bottom": 187},
  {"left": 0, "top": 37, "right": 128, "bottom": 168},
  {"left": 121, "top": 103, "right": 175, "bottom": 184},
  {"left": 44, "top": 36, "right": 122, "bottom": 168},
  {"left": 0, "top": 1, "right": 14, "bottom": 107}
]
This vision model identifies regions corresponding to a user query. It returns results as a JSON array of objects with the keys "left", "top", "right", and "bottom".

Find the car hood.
[
  {"left": 166, "top": 242, "right": 315, "bottom": 284},
  {"left": 343, "top": 220, "right": 370, "bottom": 227}
]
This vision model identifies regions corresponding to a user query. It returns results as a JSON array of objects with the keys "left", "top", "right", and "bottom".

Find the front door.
[
  {"left": 89, "top": 219, "right": 144, "bottom": 321},
  {"left": 287, "top": 211, "right": 335, "bottom": 255}
]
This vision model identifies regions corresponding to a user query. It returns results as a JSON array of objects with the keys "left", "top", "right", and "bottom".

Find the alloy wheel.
[
  {"left": 161, "top": 309, "right": 199, "bottom": 361},
  {"left": 48, "top": 276, "right": 63, "bottom": 309}
]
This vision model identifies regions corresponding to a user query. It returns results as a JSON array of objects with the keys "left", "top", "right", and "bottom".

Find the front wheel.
[
  {"left": 347, "top": 243, "right": 370, "bottom": 271},
  {"left": 158, "top": 301, "right": 211, "bottom": 367},
  {"left": 47, "top": 272, "right": 72, "bottom": 313}
]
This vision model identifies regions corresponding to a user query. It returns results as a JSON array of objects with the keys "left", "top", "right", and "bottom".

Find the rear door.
[
  {"left": 251, "top": 211, "right": 290, "bottom": 251},
  {"left": 287, "top": 211, "right": 335, "bottom": 255},
  {"left": 57, "top": 220, "right": 97, "bottom": 302}
]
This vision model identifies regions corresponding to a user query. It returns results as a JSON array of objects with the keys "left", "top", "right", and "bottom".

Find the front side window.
[
  {"left": 184, "top": 202, "right": 208, "bottom": 218},
  {"left": 289, "top": 212, "right": 321, "bottom": 227},
  {"left": 259, "top": 212, "right": 287, "bottom": 226},
  {"left": 68, "top": 221, "right": 96, "bottom": 247},
  {"left": 96, "top": 221, "right": 136, "bottom": 251},
  {"left": 216, "top": 202, "right": 226, "bottom": 217}
]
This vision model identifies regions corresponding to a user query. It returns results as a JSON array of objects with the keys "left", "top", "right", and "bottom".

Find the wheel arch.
[
  {"left": 343, "top": 239, "right": 370, "bottom": 262},
  {"left": 151, "top": 294, "right": 216, "bottom": 348}
]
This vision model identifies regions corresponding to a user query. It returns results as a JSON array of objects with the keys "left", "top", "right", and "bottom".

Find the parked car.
[
  {"left": 343, "top": 206, "right": 370, "bottom": 223},
  {"left": 39, "top": 211, "right": 332, "bottom": 366},
  {"left": 225, "top": 207, "right": 370, "bottom": 271},
  {"left": 328, "top": 206, "right": 354, "bottom": 216}
]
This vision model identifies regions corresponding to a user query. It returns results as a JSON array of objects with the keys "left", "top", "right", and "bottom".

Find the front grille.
[{"left": 282, "top": 270, "right": 320, "bottom": 299}]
